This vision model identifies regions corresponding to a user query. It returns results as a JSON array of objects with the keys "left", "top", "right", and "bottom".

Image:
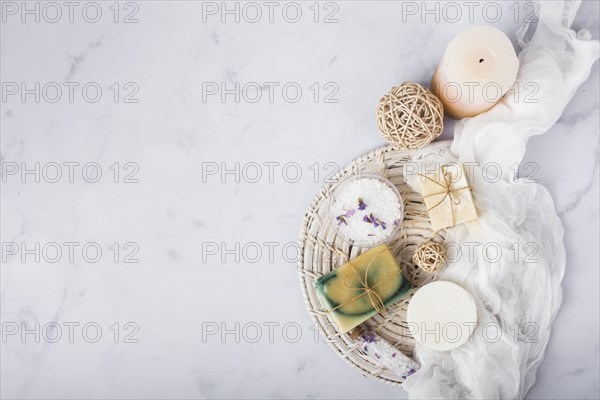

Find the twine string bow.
[{"left": 328, "top": 248, "right": 402, "bottom": 316}]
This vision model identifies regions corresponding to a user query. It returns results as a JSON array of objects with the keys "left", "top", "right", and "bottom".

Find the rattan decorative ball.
[
  {"left": 413, "top": 242, "right": 447, "bottom": 274},
  {"left": 376, "top": 82, "right": 444, "bottom": 150}
]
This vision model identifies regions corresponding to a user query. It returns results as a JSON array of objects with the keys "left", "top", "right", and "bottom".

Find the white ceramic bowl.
[{"left": 328, "top": 173, "right": 404, "bottom": 248}]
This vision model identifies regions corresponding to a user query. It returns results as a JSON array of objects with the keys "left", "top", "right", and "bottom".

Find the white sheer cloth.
[{"left": 402, "top": 1, "right": 599, "bottom": 398}]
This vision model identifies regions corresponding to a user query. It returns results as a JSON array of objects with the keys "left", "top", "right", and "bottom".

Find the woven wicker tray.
[{"left": 298, "top": 144, "right": 447, "bottom": 386}]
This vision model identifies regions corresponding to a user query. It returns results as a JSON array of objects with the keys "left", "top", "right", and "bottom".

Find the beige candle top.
[{"left": 432, "top": 26, "right": 519, "bottom": 119}]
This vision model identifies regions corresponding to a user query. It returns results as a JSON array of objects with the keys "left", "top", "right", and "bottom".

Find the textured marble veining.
[{"left": 1, "top": 1, "right": 598, "bottom": 399}]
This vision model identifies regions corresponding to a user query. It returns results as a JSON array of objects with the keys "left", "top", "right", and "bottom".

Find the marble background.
[{"left": 1, "top": 1, "right": 598, "bottom": 399}]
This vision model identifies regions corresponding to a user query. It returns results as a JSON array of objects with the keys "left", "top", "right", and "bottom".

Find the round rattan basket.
[{"left": 298, "top": 144, "right": 447, "bottom": 386}]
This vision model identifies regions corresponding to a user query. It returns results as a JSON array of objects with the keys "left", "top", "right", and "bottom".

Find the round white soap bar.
[{"left": 407, "top": 281, "right": 477, "bottom": 352}]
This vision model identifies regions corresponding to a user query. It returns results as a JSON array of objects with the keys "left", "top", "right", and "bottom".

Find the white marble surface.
[{"left": 1, "top": 1, "right": 598, "bottom": 399}]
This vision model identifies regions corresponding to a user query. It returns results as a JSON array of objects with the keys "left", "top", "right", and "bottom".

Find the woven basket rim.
[{"left": 297, "top": 143, "right": 448, "bottom": 387}]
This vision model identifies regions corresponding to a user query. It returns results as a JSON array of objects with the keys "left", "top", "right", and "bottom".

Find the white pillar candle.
[{"left": 431, "top": 26, "right": 519, "bottom": 119}]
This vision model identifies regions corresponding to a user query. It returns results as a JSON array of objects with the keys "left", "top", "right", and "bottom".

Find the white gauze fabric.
[{"left": 402, "top": 1, "right": 599, "bottom": 399}]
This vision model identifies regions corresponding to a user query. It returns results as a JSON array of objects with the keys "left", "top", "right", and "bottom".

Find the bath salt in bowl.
[{"left": 329, "top": 174, "right": 404, "bottom": 247}]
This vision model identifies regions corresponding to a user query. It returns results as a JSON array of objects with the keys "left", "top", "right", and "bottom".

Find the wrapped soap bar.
[
  {"left": 418, "top": 163, "right": 478, "bottom": 231},
  {"left": 315, "top": 245, "right": 411, "bottom": 333},
  {"left": 351, "top": 326, "right": 420, "bottom": 380}
]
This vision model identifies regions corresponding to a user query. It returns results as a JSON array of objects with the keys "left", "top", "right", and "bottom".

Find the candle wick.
[{"left": 479, "top": 58, "right": 484, "bottom": 63}]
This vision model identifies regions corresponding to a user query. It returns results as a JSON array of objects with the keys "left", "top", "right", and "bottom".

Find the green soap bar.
[{"left": 315, "top": 244, "right": 412, "bottom": 333}]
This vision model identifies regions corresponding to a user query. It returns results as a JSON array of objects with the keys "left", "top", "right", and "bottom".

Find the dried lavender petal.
[{"left": 358, "top": 198, "right": 367, "bottom": 210}]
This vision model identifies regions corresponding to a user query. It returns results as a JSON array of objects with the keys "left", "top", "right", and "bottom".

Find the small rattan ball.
[
  {"left": 413, "top": 242, "right": 447, "bottom": 274},
  {"left": 376, "top": 82, "right": 444, "bottom": 150}
]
